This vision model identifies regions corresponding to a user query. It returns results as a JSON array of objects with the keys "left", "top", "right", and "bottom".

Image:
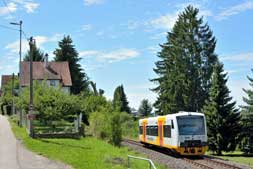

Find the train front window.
[{"left": 177, "top": 116, "right": 205, "bottom": 135}]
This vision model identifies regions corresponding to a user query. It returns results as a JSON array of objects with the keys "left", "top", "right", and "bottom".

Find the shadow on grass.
[{"left": 38, "top": 139, "right": 91, "bottom": 150}]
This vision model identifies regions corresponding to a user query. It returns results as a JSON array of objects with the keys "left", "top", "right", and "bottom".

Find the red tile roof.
[
  {"left": 1, "top": 75, "right": 13, "bottom": 88},
  {"left": 20, "top": 61, "right": 72, "bottom": 87}
]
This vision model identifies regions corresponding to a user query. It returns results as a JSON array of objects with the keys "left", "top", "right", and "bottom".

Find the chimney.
[{"left": 44, "top": 53, "right": 48, "bottom": 68}]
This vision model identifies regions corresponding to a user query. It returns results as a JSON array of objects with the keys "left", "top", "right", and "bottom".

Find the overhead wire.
[
  {"left": 1, "top": 0, "right": 15, "bottom": 19},
  {"left": 1, "top": 0, "right": 30, "bottom": 40},
  {"left": 0, "top": 23, "right": 19, "bottom": 31}
]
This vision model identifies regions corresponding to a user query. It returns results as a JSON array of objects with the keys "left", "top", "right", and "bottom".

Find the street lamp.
[
  {"left": 10, "top": 20, "right": 22, "bottom": 126},
  {"left": 10, "top": 20, "right": 22, "bottom": 88}
]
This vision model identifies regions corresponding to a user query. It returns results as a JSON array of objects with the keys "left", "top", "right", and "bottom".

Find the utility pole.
[
  {"left": 28, "top": 37, "right": 35, "bottom": 137},
  {"left": 29, "top": 37, "right": 34, "bottom": 113},
  {"left": 12, "top": 73, "right": 14, "bottom": 115},
  {"left": 10, "top": 20, "right": 22, "bottom": 126}
]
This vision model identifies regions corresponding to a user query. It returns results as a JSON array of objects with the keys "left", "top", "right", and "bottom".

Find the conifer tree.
[
  {"left": 113, "top": 85, "right": 131, "bottom": 114},
  {"left": 152, "top": 6, "right": 218, "bottom": 114},
  {"left": 54, "top": 35, "right": 89, "bottom": 94},
  {"left": 202, "top": 63, "right": 241, "bottom": 155},
  {"left": 138, "top": 99, "right": 152, "bottom": 117},
  {"left": 23, "top": 44, "right": 44, "bottom": 61},
  {"left": 240, "top": 69, "right": 253, "bottom": 152}
]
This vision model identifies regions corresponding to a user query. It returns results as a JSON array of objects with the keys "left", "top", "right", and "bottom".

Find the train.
[{"left": 139, "top": 111, "right": 208, "bottom": 155}]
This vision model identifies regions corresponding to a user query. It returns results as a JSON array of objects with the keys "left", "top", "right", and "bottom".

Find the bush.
[
  {"left": 111, "top": 112, "right": 122, "bottom": 147},
  {"left": 16, "top": 81, "right": 84, "bottom": 123}
]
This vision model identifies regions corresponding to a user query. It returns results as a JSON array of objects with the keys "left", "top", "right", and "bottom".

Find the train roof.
[{"left": 139, "top": 111, "right": 204, "bottom": 122}]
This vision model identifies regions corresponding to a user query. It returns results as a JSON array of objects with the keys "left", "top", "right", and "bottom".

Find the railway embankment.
[{"left": 122, "top": 139, "right": 252, "bottom": 169}]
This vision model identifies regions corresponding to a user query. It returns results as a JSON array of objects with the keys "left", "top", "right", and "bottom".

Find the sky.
[{"left": 0, "top": 0, "right": 253, "bottom": 109}]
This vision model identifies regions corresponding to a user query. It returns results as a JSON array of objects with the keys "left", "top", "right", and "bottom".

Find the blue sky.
[{"left": 0, "top": 0, "right": 253, "bottom": 109}]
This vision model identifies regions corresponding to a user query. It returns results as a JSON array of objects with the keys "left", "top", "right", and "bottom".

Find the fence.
[
  {"left": 15, "top": 109, "right": 83, "bottom": 139},
  {"left": 127, "top": 155, "right": 157, "bottom": 169}
]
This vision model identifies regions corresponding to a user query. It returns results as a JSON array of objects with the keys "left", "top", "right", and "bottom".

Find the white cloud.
[
  {"left": 98, "top": 48, "right": 139, "bottom": 63},
  {"left": 79, "top": 50, "right": 99, "bottom": 57},
  {"left": 149, "top": 13, "right": 178, "bottom": 31},
  {"left": 215, "top": 1, "right": 253, "bottom": 20},
  {"left": 221, "top": 52, "right": 253, "bottom": 62},
  {"left": 5, "top": 34, "right": 62, "bottom": 54},
  {"left": 23, "top": 2, "right": 39, "bottom": 13},
  {"left": 227, "top": 78, "right": 250, "bottom": 107},
  {"left": 148, "top": 2, "right": 212, "bottom": 31},
  {"left": 0, "top": 2, "right": 17, "bottom": 16},
  {"left": 81, "top": 24, "right": 92, "bottom": 31},
  {"left": 0, "top": 0, "right": 39, "bottom": 16},
  {"left": 79, "top": 48, "right": 140, "bottom": 63},
  {"left": 84, "top": 0, "right": 104, "bottom": 6}
]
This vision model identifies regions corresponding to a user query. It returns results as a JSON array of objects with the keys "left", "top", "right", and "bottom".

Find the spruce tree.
[
  {"left": 23, "top": 44, "right": 44, "bottom": 61},
  {"left": 113, "top": 85, "right": 131, "bottom": 114},
  {"left": 54, "top": 35, "right": 89, "bottom": 94},
  {"left": 202, "top": 63, "right": 241, "bottom": 155},
  {"left": 240, "top": 69, "right": 253, "bottom": 152},
  {"left": 138, "top": 99, "right": 152, "bottom": 117},
  {"left": 152, "top": 6, "right": 218, "bottom": 114}
]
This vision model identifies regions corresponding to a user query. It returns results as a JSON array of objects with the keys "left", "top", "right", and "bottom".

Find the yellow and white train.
[{"left": 139, "top": 111, "right": 208, "bottom": 155}]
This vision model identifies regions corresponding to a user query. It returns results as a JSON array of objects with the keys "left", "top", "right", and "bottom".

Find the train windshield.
[{"left": 177, "top": 115, "right": 205, "bottom": 135}]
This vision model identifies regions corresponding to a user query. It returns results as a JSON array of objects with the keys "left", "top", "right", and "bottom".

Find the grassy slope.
[
  {"left": 207, "top": 151, "right": 253, "bottom": 166},
  {"left": 10, "top": 119, "right": 165, "bottom": 169}
]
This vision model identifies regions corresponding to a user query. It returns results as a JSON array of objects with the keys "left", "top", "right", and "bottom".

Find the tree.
[
  {"left": 113, "top": 85, "right": 131, "bottom": 114},
  {"left": 202, "top": 63, "right": 241, "bottom": 155},
  {"left": 138, "top": 99, "right": 152, "bottom": 117},
  {"left": 23, "top": 44, "right": 44, "bottom": 61},
  {"left": 152, "top": 6, "right": 218, "bottom": 115},
  {"left": 54, "top": 35, "right": 89, "bottom": 94},
  {"left": 240, "top": 69, "right": 253, "bottom": 153}
]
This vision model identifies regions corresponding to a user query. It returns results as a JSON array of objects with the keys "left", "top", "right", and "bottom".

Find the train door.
[
  {"left": 158, "top": 121, "right": 163, "bottom": 146},
  {"left": 143, "top": 122, "right": 146, "bottom": 142}
]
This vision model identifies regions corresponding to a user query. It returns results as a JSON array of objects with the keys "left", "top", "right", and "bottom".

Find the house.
[
  {"left": 1, "top": 75, "right": 14, "bottom": 89},
  {"left": 20, "top": 59, "right": 72, "bottom": 93}
]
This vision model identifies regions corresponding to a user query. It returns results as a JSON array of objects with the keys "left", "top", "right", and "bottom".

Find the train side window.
[
  {"left": 154, "top": 126, "right": 158, "bottom": 136},
  {"left": 147, "top": 126, "right": 150, "bottom": 135},
  {"left": 171, "top": 120, "right": 174, "bottom": 129},
  {"left": 163, "top": 125, "right": 171, "bottom": 138},
  {"left": 139, "top": 126, "right": 143, "bottom": 134}
]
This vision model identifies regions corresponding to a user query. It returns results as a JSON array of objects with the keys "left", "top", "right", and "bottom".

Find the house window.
[{"left": 50, "top": 80, "right": 56, "bottom": 86}]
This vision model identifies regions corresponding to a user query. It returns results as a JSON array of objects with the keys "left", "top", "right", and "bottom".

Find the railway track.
[{"left": 122, "top": 139, "right": 246, "bottom": 169}]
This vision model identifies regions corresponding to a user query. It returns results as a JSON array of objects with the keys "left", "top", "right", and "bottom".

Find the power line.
[
  {"left": 0, "top": 24, "right": 19, "bottom": 31},
  {"left": 1, "top": 0, "right": 15, "bottom": 19}
]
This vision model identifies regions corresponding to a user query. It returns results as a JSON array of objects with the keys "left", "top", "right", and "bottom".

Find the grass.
[
  {"left": 207, "top": 151, "right": 253, "bottom": 167},
  {"left": 9, "top": 118, "right": 165, "bottom": 169}
]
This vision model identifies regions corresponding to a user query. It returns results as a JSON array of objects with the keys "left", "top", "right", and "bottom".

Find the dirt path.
[{"left": 0, "top": 115, "right": 72, "bottom": 169}]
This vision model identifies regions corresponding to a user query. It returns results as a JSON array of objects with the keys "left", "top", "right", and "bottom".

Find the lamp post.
[
  {"left": 10, "top": 21, "right": 22, "bottom": 84},
  {"left": 10, "top": 20, "right": 22, "bottom": 126}
]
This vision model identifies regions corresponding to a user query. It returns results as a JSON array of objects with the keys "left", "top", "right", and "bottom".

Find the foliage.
[
  {"left": 152, "top": 5, "right": 218, "bottom": 114},
  {"left": 113, "top": 85, "right": 131, "bottom": 113},
  {"left": 54, "top": 35, "right": 90, "bottom": 94},
  {"left": 138, "top": 99, "right": 152, "bottom": 117},
  {"left": 120, "top": 112, "right": 139, "bottom": 139},
  {"left": 240, "top": 69, "right": 253, "bottom": 153},
  {"left": 88, "top": 108, "right": 112, "bottom": 139},
  {"left": 1, "top": 75, "right": 19, "bottom": 106},
  {"left": 16, "top": 81, "right": 86, "bottom": 124},
  {"left": 23, "top": 43, "right": 45, "bottom": 61},
  {"left": 202, "top": 63, "right": 241, "bottom": 155},
  {"left": 111, "top": 112, "right": 122, "bottom": 147},
  {"left": 90, "top": 81, "right": 104, "bottom": 96}
]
